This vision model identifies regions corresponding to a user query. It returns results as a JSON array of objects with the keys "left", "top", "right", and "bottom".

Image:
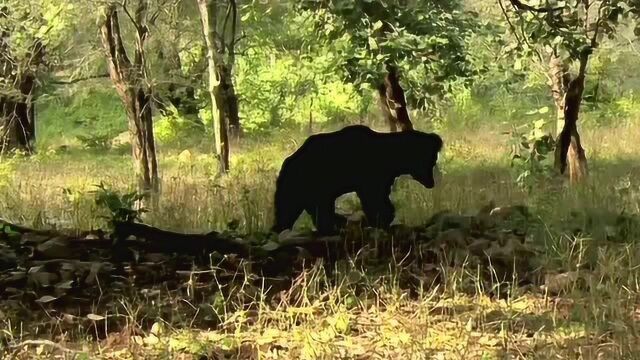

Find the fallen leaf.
[
  {"left": 87, "top": 313, "right": 106, "bottom": 321},
  {"left": 35, "top": 295, "right": 58, "bottom": 304}
]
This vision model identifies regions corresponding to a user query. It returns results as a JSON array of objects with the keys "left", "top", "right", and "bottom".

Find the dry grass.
[{"left": 2, "top": 123, "right": 640, "bottom": 359}]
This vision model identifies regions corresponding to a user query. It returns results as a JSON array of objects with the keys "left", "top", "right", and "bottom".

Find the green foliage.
[
  {"left": 298, "top": 0, "right": 474, "bottom": 109},
  {"left": 75, "top": 133, "right": 112, "bottom": 150},
  {"left": 155, "top": 105, "right": 205, "bottom": 147},
  {"left": 0, "top": 0, "right": 75, "bottom": 59},
  {"left": 587, "top": 91, "right": 640, "bottom": 126},
  {"left": 504, "top": 1, "right": 640, "bottom": 63},
  {"left": 507, "top": 112, "right": 556, "bottom": 191},
  {"left": 92, "top": 182, "right": 147, "bottom": 225},
  {"left": 229, "top": 10, "right": 366, "bottom": 133},
  {"left": 38, "top": 84, "right": 126, "bottom": 148}
]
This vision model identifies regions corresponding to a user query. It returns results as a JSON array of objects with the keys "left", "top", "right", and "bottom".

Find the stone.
[
  {"left": 111, "top": 131, "right": 131, "bottom": 149},
  {"left": 21, "top": 232, "right": 51, "bottom": 244},
  {"left": 435, "top": 229, "right": 466, "bottom": 248},
  {"left": 36, "top": 237, "right": 71, "bottom": 259},
  {"left": 0, "top": 249, "right": 17, "bottom": 270}
]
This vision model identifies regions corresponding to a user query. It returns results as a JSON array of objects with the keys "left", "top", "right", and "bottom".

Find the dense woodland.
[{"left": 3, "top": 0, "right": 640, "bottom": 359}]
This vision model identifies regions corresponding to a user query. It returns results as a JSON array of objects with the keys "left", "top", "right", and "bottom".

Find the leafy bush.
[
  {"left": 155, "top": 104, "right": 205, "bottom": 147},
  {"left": 76, "top": 133, "right": 113, "bottom": 150},
  {"left": 92, "top": 183, "right": 146, "bottom": 226},
  {"left": 588, "top": 92, "right": 640, "bottom": 127},
  {"left": 37, "top": 84, "right": 127, "bottom": 150},
  {"left": 506, "top": 113, "right": 556, "bottom": 192}
]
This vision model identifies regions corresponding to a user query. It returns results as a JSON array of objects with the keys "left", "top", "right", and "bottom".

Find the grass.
[{"left": 2, "top": 117, "right": 640, "bottom": 359}]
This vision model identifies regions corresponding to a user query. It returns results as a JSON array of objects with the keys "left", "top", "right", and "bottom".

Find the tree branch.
[
  {"left": 498, "top": 0, "right": 524, "bottom": 48},
  {"left": 221, "top": 0, "right": 232, "bottom": 52},
  {"left": 228, "top": 0, "right": 238, "bottom": 67},
  {"left": 509, "top": 0, "right": 563, "bottom": 13},
  {"left": 49, "top": 73, "right": 110, "bottom": 85},
  {"left": 119, "top": 0, "right": 139, "bottom": 30}
]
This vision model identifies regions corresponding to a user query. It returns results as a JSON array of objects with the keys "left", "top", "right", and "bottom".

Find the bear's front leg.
[
  {"left": 306, "top": 201, "right": 341, "bottom": 236},
  {"left": 358, "top": 189, "right": 395, "bottom": 231}
]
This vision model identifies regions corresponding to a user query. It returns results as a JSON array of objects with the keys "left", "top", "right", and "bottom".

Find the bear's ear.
[{"left": 428, "top": 133, "right": 443, "bottom": 154}]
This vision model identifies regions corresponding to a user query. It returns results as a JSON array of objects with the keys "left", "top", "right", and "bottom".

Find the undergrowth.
[{"left": 1, "top": 119, "right": 640, "bottom": 359}]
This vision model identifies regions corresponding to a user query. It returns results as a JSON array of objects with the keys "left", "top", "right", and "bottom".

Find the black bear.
[{"left": 272, "top": 125, "right": 443, "bottom": 235}]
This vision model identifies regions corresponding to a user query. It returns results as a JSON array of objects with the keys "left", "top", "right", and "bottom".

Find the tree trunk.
[
  {"left": 377, "top": 84, "right": 397, "bottom": 132},
  {"left": 0, "top": 34, "right": 43, "bottom": 154},
  {"left": 218, "top": 62, "right": 241, "bottom": 141},
  {"left": 0, "top": 94, "right": 35, "bottom": 154},
  {"left": 197, "top": 0, "right": 230, "bottom": 174},
  {"left": 378, "top": 64, "right": 413, "bottom": 132},
  {"left": 548, "top": 55, "right": 570, "bottom": 136},
  {"left": 551, "top": 54, "right": 589, "bottom": 184},
  {"left": 100, "top": 4, "right": 159, "bottom": 193}
]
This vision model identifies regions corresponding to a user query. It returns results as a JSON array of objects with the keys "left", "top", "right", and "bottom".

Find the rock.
[
  {"left": 435, "top": 229, "right": 466, "bottom": 248},
  {"left": 543, "top": 271, "right": 580, "bottom": 294},
  {"left": 1, "top": 271, "right": 26, "bottom": 287},
  {"left": 390, "top": 223, "right": 415, "bottom": 240},
  {"left": 347, "top": 210, "right": 366, "bottom": 223},
  {"left": 424, "top": 213, "right": 474, "bottom": 239},
  {"left": 21, "top": 233, "right": 51, "bottom": 244},
  {"left": 35, "top": 237, "right": 71, "bottom": 259},
  {"left": 111, "top": 131, "right": 130, "bottom": 149},
  {"left": 477, "top": 201, "right": 496, "bottom": 216},
  {"left": 440, "top": 214, "right": 474, "bottom": 232},
  {"left": 177, "top": 149, "right": 193, "bottom": 163},
  {"left": 143, "top": 253, "right": 171, "bottom": 263},
  {"left": 277, "top": 229, "right": 294, "bottom": 242},
  {"left": 489, "top": 205, "right": 529, "bottom": 221},
  {"left": 28, "top": 271, "right": 59, "bottom": 288},
  {"left": 424, "top": 210, "right": 453, "bottom": 227},
  {"left": 0, "top": 249, "right": 17, "bottom": 270},
  {"left": 467, "top": 238, "right": 493, "bottom": 255},
  {"left": 59, "top": 262, "right": 76, "bottom": 281}
]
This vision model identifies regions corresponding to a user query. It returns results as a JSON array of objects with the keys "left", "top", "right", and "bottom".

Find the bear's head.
[{"left": 404, "top": 131, "right": 443, "bottom": 189}]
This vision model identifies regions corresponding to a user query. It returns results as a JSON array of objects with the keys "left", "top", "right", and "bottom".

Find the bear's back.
[{"left": 280, "top": 125, "right": 384, "bottom": 175}]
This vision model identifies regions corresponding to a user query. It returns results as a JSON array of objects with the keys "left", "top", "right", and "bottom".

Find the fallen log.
[
  {"left": 112, "top": 221, "right": 250, "bottom": 257},
  {"left": 0, "top": 218, "right": 57, "bottom": 236}
]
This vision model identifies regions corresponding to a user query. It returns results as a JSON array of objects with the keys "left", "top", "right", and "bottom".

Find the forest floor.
[{"left": 2, "top": 124, "right": 640, "bottom": 359}]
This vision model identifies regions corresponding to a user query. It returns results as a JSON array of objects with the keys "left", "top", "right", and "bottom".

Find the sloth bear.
[{"left": 272, "top": 125, "right": 443, "bottom": 235}]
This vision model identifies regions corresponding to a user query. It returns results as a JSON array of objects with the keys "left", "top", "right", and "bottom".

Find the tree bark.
[
  {"left": 100, "top": 4, "right": 159, "bottom": 193},
  {"left": 218, "top": 62, "right": 241, "bottom": 140},
  {"left": 551, "top": 53, "right": 589, "bottom": 184},
  {"left": 377, "top": 64, "right": 413, "bottom": 132},
  {"left": 0, "top": 92, "right": 36, "bottom": 154},
  {"left": 377, "top": 84, "right": 397, "bottom": 132},
  {"left": 197, "top": 0, "right": 230, "bottom": 174},
  {"left": 0, "top": 23, "right": 43, "bottom": 154},
  {"left": 548, "top": 55, "right": 570, "bottom": 136}
]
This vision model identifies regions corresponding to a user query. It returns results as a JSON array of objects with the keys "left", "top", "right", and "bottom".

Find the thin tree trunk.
[
  {"left": 548, "top": 55, "right": 570, "bottom": 136},
  {"left": 197, "top": 0, "right": 230, "bottom": 174},
  {"left": 378, "top": 64, "right": 413, "bottom": 132},
  {"left": 377, "top": 84, "right": 397, "bottom": 132},
  {"left": 100, "top": 4, "right": 159, "bottom": 193},
  {"left": 552, "top": 53, "right": 589, "bottom": 184},
  {"left": 218, "top": 62, "right": 241, "bottom": 141}
]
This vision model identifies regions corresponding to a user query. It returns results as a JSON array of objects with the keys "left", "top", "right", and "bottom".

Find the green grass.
[{"left": 2, "top": 114, "right": 640, "bottom": 359}]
